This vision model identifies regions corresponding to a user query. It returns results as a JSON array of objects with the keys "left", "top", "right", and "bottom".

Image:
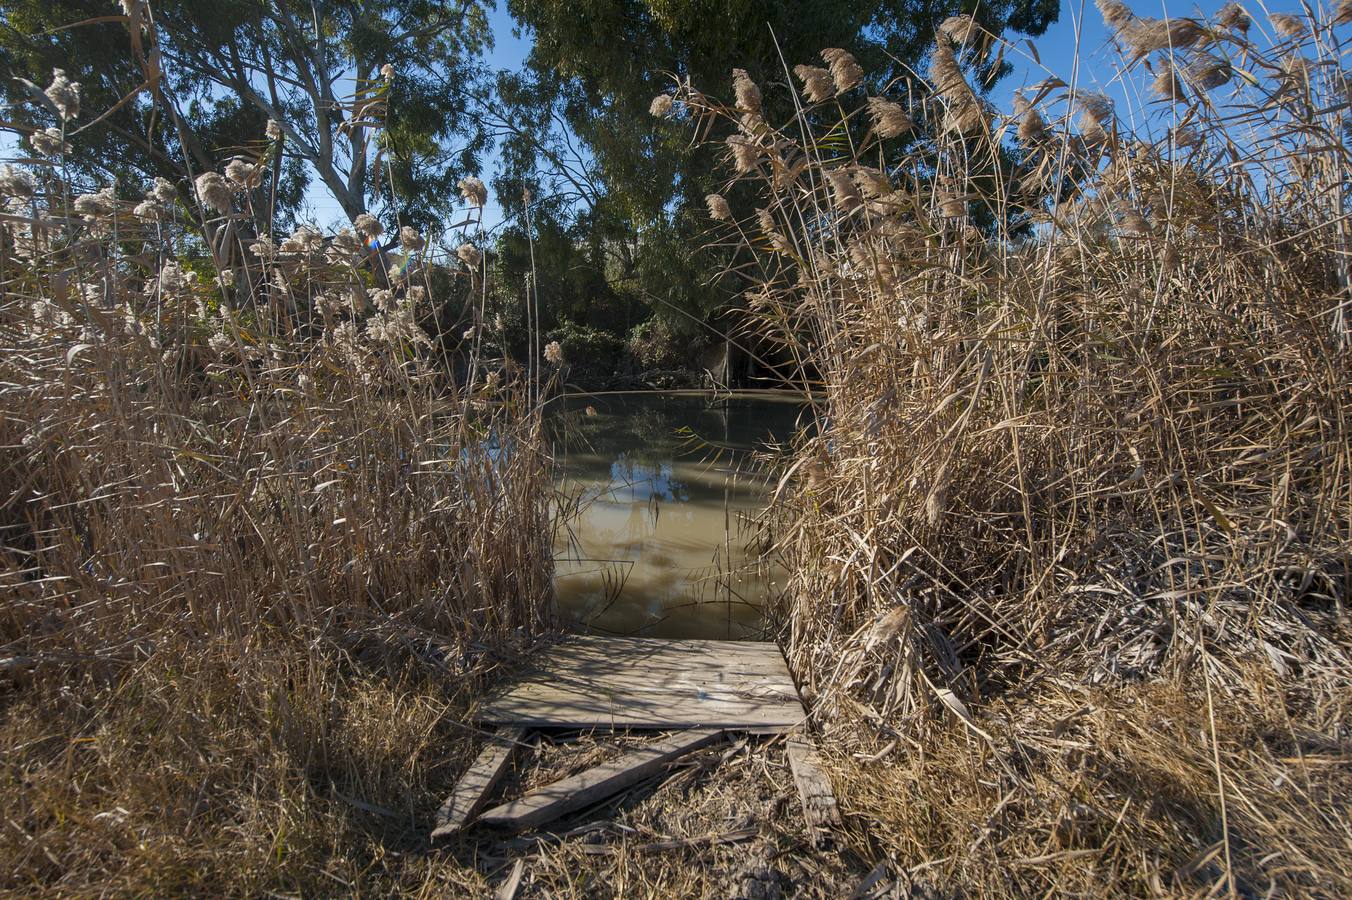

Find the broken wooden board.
[
  {"left": 786, "top": 734, "right": 843, "bottom": 848},
  {"left": 476, "top": 636, "right": 804, "bottom": 732},
  {"left": 431, "top": 726, "right": 527, "bottom": 838},
  {"left": 477, "top": 727, "right": 725, "bottom": 830}
]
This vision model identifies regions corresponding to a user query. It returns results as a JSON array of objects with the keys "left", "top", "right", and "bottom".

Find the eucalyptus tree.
[
  {"left": 0, "top": 0, "right": 492, "bottom": 229},
  {"left": 494, "top": 0, "right": 1060, "bottom": 344}
]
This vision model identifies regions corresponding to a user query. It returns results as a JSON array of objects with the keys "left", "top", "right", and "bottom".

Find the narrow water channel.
[{"left": 548, "top": 391, "right": 805, "bottom": 640}]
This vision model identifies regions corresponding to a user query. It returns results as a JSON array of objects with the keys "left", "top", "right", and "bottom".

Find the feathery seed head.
[
  {"left": 369, "top": 289, "right": 394, "bottom": 312},
  {"left": 456, "top": 242, "right": 482, "bottom": 269},
  {"left": 353, "top": 213, "right": 383, "bottom": 238},
  {"left": 0, "top": 165, "right": 36, "bottom": 200},
  {"left": 544, "top": 340, "right": 564, "bottom": 365},
  {"left": 150, "top": 177, "right": 177, "bottom": 204},
  {"left": 399, "top": 225, "right": 424, "bottom": 252},
  {"left": 825, "top": 169, "right": 863, "bottom": 212},
  {"left": 30, "top": 127, "right": 67, "bottom": 156},
  {"left": 1217, "top": 2, "right": 1250, "bottom": 31},
  {"left": 1077, "top": 92, "right": 1115, "bottom": 140},
  {"left": 1186, "top": 56, "right": 1231, "bottom": 90},
  {"left": 732, "top": 69, "right": 762, "bottom": 114},
  {"left": 821, "top": 49, "right": 863, "bottom": 93},
  {"left": 224, "top": 158, "right": 262, "bottom": 189},
  {"left": 755, "top": 207, "right": 791, "bottom": 253},
  {"left": 705, "top": 193, "right": 732, "bottom": 220},
  {"left": 1270, "top": 13, "right": 1306, "bottom": 37},
  {"left": 852, "top": 166, "right": 892, "bottom": 199},
  {"left": 932, "top": 43, "right": 984, "bottom": 133},
  {"left": 938, "top": 15, "right": 979, "bottom": 47},
  {"left": 1096, "top": 0, "right": 1136, "bottom": 31},
  {"left": 1013, "top": 93, "right": 1047, "bottom": 142},
  {"left": 737, "top": 110, "right": 765, "bottom": 135},
  {"left": 133, "top": 199, "right": 166, "bottom": 220},
  {"left": 45, "top": 69, "right": 81, "bottom": 120},
  {"left": 194, "top": 172, "right": 233, "bottom": 214},
  {"left": 458, "top": 176, "right": 488, "bottom": 207},
  {"left": 280, "top": 225, "right": 323, "bottom": 254},
  {"left": 794, "top": 65, "right": 836, "bottom": 103},
  {"left": 757, "top": 205, "right": 778, "bottom": 235},
  {"left": 649, "top": 93, "right": 674, "bottom": 117},
  {"left": 1152, "top": 66, "right": 1187, "bottom": 101},
  {"left": 726, "top": 135, "right": 760, "bottom": 173},
  {"left": 1124, "top": 18, "right": 1205, "bottom": 57},
  {"left": 867, "top": 97, "right": 913, "bottom": 138},
  {"left": 326, "top": 229, "right": 360, "bottom": 263},
  {"left": 75, "top": 187, "right": 116, "bottom": 218}
]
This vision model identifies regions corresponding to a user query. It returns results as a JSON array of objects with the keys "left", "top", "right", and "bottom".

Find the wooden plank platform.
[
  {"left": 476, "top": 636, "right": 805, "bottom": 732},
  {"left": 477, "top": 727, "right": 725, "bottom": 830},
  {"left": 786, "top": 734, "right": 843, "bottom": 848},
  {"left": 431, "top": 726, "right": 527, "bottom": 839}
]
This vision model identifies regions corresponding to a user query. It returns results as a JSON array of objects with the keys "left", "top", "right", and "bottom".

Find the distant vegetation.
[{"left": 2, "top": 0, "right": 1059, "bottom": 385}]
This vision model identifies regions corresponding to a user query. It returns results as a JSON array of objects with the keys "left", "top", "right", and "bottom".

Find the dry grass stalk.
[
  {"left": 682, "top": 4, "right": 1352, "bottom": 893},
  {"left": 1, "top": 32, "right": 554, "bottom": 894}
]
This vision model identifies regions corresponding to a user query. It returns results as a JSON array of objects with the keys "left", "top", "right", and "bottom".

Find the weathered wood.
[
  {"left": 477, "top": 727, "right": 725, "bottom": 830},
  {"left": 477, "top": 636, "right": 804, "bottom": 732},
  {"left": 494, "top": 859, "right": 525, "bottom": 900},
  {"left": 431, "top": 726, "right": 527, "bottom": 838},
  {"left": 786, "top": 733, "right": 842, "bottom": 849}
]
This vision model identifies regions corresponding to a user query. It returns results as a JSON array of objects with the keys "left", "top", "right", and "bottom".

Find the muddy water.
[{"left": 548, "top": 392, "right": 806, "bottom": 639}]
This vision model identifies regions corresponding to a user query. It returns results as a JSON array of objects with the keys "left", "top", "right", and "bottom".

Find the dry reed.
[
  {"left": 1, "top": 27, "right": 554, "bottom": 893},
  {"left": 682, "top": 3, "right": 1351, "bottom": 894}
]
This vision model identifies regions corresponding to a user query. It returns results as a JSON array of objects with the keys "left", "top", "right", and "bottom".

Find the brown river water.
[{"left": 548, "top": 391, "right": 807, "bottom": 640}]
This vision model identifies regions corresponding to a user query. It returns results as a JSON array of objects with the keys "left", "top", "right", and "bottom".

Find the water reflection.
[{"left": 549, "top": 391, "right": 806, "bottom": 639}]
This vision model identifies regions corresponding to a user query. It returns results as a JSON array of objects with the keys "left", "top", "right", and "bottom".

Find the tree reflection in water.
[{"left": 548, "top": 391, "right": 807, "bottom": 639}]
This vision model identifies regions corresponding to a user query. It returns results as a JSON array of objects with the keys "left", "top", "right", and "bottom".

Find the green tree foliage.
[
  {"left": 495, "top": 0, "right": 1058, "bottom": 356},
  {"left": 0, "top": 0, "right": 493, "bottom": 229}
]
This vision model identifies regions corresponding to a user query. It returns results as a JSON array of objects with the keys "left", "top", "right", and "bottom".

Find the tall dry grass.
[
  {"left": 677, "top": 2, "right": 1351, "bottom": 893},
  {"left": 0, "top": 29, "right": 553, "bottom": 893}
]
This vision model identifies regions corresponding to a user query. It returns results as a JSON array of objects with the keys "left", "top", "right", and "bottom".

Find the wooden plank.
[
  {"left": 505, "top": 654, "right": 797, "bottom": 688},
  {"left": 786, "top": 734, "right": 842, "bottom": 849},
  {"left": 493, "top": 676, "right": 799, "bottom": 706},
  {"left": 525, "top": 652, "right": 794, "bottom": 679},
  {"left": 476, "top": 636, "right": 806, "bottom": 731},
  {"left": 477, "top": 728, "right": 725, "bottom": 830},
  {"left": 431, "top": 726, "right": 527, "bottom": 839},
  {"left": 540, "top": 635, "right": 787, "bottom": 656},
  {"left": 531, "top": 636, "right": 787, "bottom": 667},
  {"left": 480, "top": 685, "right": 799, "bottom": 730},
  {"left": 494, "top": 859, "right": 525, "bottom": 900}
]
